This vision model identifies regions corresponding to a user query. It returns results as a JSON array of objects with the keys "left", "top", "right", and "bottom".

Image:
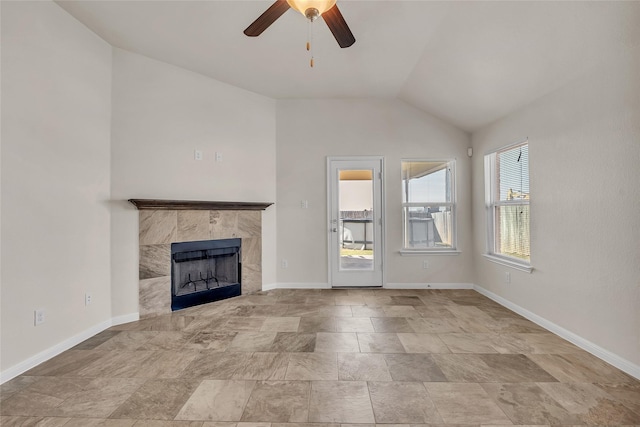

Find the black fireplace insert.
[{"left": 171, "top": 238, "right": 241, "bottom": 310}]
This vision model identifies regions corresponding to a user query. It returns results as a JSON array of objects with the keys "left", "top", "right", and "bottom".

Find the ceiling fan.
[{"left": 244, "top": 0, "right": 356, "bottom": 49}]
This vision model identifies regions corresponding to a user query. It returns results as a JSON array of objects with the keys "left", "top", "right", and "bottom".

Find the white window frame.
[
  {"left": 400, "top": 159, "right": 458, "bottom": 255},
  {"left": 484, "top": 140, "right": 532, "bottom": 272}
]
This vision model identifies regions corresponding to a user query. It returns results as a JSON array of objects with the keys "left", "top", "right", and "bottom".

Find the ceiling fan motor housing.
[{"left": 305, "top": 8, "right": 320, "bottom": 21}]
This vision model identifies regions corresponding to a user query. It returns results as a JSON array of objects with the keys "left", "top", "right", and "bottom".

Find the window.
[
  {"left": 401, "top": 160, "right": 456, "bottom": 252},
  {"left": 485, "top": 141, "right": 530, "bottom": 268}
]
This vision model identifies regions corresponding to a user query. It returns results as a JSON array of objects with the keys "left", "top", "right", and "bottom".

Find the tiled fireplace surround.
[{"left": 134, "top": 201, "right": 269, "bottom": 318}]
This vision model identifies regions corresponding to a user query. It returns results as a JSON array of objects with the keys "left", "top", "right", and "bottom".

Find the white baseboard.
[
  {"left": 473, "top": 284, "right": 640, "bottom": 380},
  {"left": 263, "top": 282, "right": 331, "bottom": 290},
  {"left": 385, "top": 282, "right": 474, "bottom": 290},
  {"left": 264, "top": 283, "right": 473, "bottom": 291},
  {"left": 112, "top": 312, "right": 140, "bottom": 326},
  {"left": 0, "top": 312, "right": 140, "bottom": 384}
]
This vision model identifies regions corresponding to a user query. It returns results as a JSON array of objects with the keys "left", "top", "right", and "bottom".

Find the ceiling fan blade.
[
  {"left": 244, "top": 0, "right": 291, "bottom": 37},
  {"left": 322, "top": 4, "right": 355, "bottom": 48}
]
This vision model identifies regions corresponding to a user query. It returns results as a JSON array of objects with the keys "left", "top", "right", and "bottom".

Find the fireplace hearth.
[{"left": 171, "top": 238, "right": 241, "bottom": 310}]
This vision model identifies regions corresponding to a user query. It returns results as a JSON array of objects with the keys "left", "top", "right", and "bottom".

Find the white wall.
[
  {"left": 110, "top": 49, "right": 277, "bottom": 316},
  {"left": 471, "top": 45, "right": 640, "bottom": 366},
  {"left": 1, "top": 2, "right": 112, "bottom": 373},
  {"left": 276, "top": 99, "right": 472, "bottom": 286}
]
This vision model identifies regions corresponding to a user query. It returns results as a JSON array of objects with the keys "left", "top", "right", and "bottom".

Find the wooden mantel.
[{"left": 128, "top": 199, "right": 273, "bottom": 211}]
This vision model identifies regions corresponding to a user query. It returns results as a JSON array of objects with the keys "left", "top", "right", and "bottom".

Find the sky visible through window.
[{"left": 403, "top": 164, "right": 449, "bottom": 204}]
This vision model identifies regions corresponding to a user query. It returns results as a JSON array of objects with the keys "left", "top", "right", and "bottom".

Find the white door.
[{"left": 328, "top": 157, "right": 384, "bottom": 287}]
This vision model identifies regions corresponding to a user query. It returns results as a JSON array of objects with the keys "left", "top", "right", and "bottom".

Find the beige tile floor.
[{"left": 2, "top": 288, "right": 640, "bottom": 426}]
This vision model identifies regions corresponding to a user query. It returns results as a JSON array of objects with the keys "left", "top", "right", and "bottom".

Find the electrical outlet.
[
  {"left": 194, "top": 150, "right": 203, "bottom": 161},
  {"left": 505, "top": 271, "right": 511, "bottom": 284},
  {"left": 422, "top": 260, "right": 429, "bottom": 269},
  {"left": 215, "top": 152, "right": 223, "bottom": 162},
  {"left": 34, "top": 309, "right": 45, "bottom": 326},
  {"left": 300, "top": 200, "right": 308, "bottom": 209},
  {"left": 281, "top": 259, "right": 288, "bottom": 269},
  {"left": 85, "top": 293, "right": 92, "bottom": 306}
]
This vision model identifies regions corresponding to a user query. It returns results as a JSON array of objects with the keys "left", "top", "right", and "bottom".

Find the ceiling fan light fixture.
[
  {"left": 245, "top": 0, "right": 355, "bottom": 49},
  {"left": 286, "top": 0, "right": 336, "bottom": 18}
]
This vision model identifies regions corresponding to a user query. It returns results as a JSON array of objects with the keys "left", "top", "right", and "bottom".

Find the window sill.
[
  {"left": 483, "top": 254, "right": 533, "bottom": 273},
  {"left": 400, "top": 249, "right": 461, "bottom": 256}
]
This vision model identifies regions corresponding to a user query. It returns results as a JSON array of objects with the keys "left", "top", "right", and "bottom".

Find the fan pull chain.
[{"left": 307, "top": 19, "right": 314, "bottom": 67}]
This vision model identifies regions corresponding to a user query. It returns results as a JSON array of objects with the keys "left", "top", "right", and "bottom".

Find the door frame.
[{"left": 326, "top": 156, "right": 386, "bottom": 287}]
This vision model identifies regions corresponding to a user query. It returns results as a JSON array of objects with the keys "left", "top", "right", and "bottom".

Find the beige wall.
[
  {"left": 1, "top": 2, "right": 113, "bottom": 372},
  {"left": 471, "top": 45, "right": 640, "bottom": 366},
  {"left": 110, "top": 49, "right": 277, "bottom": 317},
  {"left": 276, "top": 99, "right": 473, "bottom": 286}
]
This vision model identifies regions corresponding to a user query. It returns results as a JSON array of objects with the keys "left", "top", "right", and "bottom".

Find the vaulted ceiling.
[{"left": 56, "top": 1, "right": 640, "bottom": 132}]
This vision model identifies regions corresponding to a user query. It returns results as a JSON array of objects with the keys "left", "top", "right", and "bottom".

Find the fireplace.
[
  {"left": 171, "top": 238, "right": 241, "bottom": 310},
  {"left": 130, "top": 199, "right": 273, "bottom": 317}
]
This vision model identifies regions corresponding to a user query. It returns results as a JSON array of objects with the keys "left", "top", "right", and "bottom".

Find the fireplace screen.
[{"left": 171, "top": 238, "right": 241, "bottom": 310}]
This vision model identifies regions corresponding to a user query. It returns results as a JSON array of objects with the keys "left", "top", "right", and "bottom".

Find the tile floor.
[{"left": 2, "top": 288, "right": 639, "bottom": 426}]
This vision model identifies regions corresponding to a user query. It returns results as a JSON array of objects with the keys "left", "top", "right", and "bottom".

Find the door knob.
[{"left": 332, "top": 228, "right": 338, "bottom": 232}]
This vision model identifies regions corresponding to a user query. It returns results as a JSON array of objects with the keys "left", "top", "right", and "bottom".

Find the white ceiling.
[{"left": 56, "top": 0, "right": 640, "bottom": 132}]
